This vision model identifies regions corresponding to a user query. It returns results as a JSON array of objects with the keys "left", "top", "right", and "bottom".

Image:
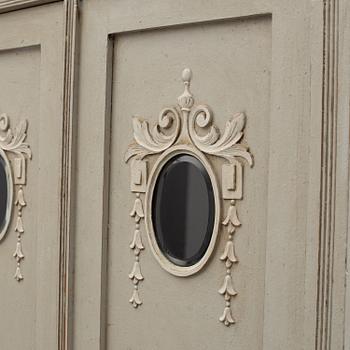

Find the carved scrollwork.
[
  {"left": 124, "top": 107, "right": 181, "bottom": 162},
  {"left": 0, "top": 113, "right": 31, "bottom": 160},
  {"left": 0, "top": 113, "right": 32, "bottom": 282},
  {"left": 189, "top": 107, "right": 253, "bottom": 165},
  {"left": 125, "top": 68, "right": 253, "bottom": 325}
]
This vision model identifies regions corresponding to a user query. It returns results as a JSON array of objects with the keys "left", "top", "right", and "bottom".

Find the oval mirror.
[
  {"left": 152, "top": 154, "right": 215, "bottom": 268},
  {"left": 0, "top": 150, "right": 13, "bottom": 241}
]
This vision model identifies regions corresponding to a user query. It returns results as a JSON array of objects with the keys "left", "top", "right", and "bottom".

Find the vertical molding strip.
[
  {"left": 316, "top": 0, "right": 339, "bottom": 349},
  {"left": 58, "top": 1, "right": 79, "bottom": 350}
]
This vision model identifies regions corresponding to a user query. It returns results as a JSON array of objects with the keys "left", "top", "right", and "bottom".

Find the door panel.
[
  {"left": 74, "top": 1, "right": 321, "bottom": 349},
  {"left": 0, "top": 4, "right": 64, "bottom": 350},
  {"left": 108, "top": 17, "right": 270, "bottom": 350}
]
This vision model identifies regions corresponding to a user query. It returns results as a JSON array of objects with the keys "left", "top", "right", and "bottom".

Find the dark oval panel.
[
  {"left": 152, "top": 154, "right": 215, "bottom": 267},
  {"left": 0, "top": 154, "right": 9, "bottom": 234}
]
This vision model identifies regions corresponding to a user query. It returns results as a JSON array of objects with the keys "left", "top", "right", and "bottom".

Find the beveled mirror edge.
[
  {"left": 0, "top": 148, "right": 13, "bottom": 242},
  {"left": 145, "top": 145, "right": 221, "bottom": 277}
]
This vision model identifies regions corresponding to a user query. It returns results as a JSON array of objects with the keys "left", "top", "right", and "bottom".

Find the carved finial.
[
  {"left": 182, "top": 68, "right": 192, "bottom": 83},
  {"left": 178, "top": 68, "right": 194, "bottom": 111}
]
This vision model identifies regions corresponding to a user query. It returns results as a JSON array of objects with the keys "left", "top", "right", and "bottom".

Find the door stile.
[{"left": 58, "top": 1, "right": 79, "bottom": 350}]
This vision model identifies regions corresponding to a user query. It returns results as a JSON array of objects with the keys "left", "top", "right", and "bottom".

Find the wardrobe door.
[
  {"left": 74, "top": 1, "right": 323, "bottom": 349},
  {"left": 0, "top": 3, "right": 65, "bottom": 350}
]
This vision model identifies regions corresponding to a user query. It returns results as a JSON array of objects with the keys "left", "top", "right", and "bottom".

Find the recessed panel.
[
  {"left": 0, "top": 4, "right": 64, "bottom": 349},
  {"left": 0, "top": 46, "right": 40, "bottom": 350},
  {"left": 109, "top": 16, "right": 271, "bottom": 350}
]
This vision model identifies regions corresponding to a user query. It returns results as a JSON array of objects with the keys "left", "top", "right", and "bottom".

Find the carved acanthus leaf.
[
  {"left": 125, "top": 107, "right": 181, "bottom": 162},
  {"left": 0, "top": 114, "right": 31, "bottom": 159},
  {"left": 189, "top": 108, "right": 253, "bottom": 165}
]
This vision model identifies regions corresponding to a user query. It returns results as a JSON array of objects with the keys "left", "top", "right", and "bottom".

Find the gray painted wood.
[{"left": 0, "top": 0, "right": 349, "bottom": 349}]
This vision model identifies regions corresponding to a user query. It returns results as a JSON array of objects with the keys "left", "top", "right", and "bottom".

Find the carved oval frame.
[
  {"left": 0, "top": 148, "right": 13, "bottom": 241},
  {"left": 145, "top": 144, "right": 221, "bottom": 277}
]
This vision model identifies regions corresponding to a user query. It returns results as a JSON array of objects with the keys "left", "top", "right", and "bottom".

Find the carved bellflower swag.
[
  {"left": 219, "top": 200, "right": 240, "bottom": 325},
  {"left": 125, "top": 69, "right": 253, "bottom": 323},
  {"left": 0, "top": 113, "right": 32, "bottom": 282},
  {"left": 129, "top": 193, "right": 145, "bottom": 308},
  {"left": 13, "top": 186, "right": 26, "bottom": 281}
]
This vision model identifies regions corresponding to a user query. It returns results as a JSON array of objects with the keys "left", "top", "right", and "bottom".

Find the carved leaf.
[
  {"left": 124, "top": 144, "right": 148, "bottom": 162},
  {"left": 189, "top": 109, "right": 253, "bottom": 165},
  {"left": 0, "top": 118, "right": 31, "bottom": 159},
  {"left": 125, "top": 107, "right": 181, "bottom": 162},
  {"left": 213, "top": 145, "right": 253, "bottom": 166},
  {"left": 195, "top": 123, "right": 220, "bottom": 145}
]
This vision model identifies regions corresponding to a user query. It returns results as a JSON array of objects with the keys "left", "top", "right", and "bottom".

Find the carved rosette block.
[
  {"left": 124, "top": 68, "right": 253, "bottom": 323},
  {"left": 0, "top": 113, "right": 31, "bottom": 282}
]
